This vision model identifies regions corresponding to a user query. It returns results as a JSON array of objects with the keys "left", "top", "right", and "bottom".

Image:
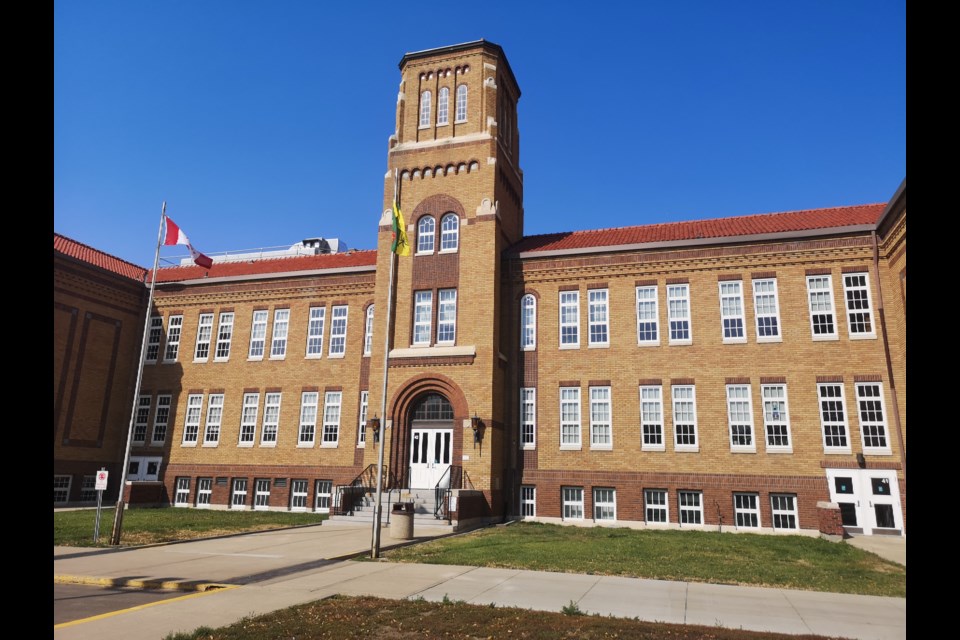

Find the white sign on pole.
[{"left": 95, "top": 470, "right": 109, "bottom": 491}]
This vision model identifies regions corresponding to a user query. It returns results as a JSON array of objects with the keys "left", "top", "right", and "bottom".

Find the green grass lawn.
[
  {"left": 163, "top": 595, "right": 853, "bottom": 640},
  {"left": 383, "top": 522, "right": 905, "bottom": 598},
  {"left": 54, "top": 508, "right": 325, "bottom": 547}
]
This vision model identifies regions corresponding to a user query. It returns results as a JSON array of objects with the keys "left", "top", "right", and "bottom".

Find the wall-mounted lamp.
[
  {"left": 471, "top": 413, "right": 484, "bottom": 446},
  {"left": 856, "top": 452, "right": 866, "bottom": 468},
  {"left": 367, "top": 416, "right": 381, "bottom": 444}
]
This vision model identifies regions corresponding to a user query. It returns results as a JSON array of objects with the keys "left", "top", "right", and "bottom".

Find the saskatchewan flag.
[{"left": 391, "top": 200, "right": 411, "bottom": 256}]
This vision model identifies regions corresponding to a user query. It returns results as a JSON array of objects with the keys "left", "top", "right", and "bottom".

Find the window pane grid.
[
  {"left": 182, "top": 394, "right": 203, "bottom": 444},
  {"left": 248, "top": 310, "right": 267, "bottom": 358},
  {"left": 203, "top": 394, "right": 224, "bottom": 445},
  {"left": 645, "top": 489, "right": 668, "bottom": 523},
  {"left": 196, "top": 478, "right": 212, "bottom": 507},
  {"left": 521, "top": 485, "right": 536, "bottom": 517},
  {"left": 440, "top": 214, "right": 459, "bottom": 251},
  {"left": 175, "top": 477, "right": 190, "bottom": 505},
  {"left": 719, "top": 282, "right": 745, "bottom": 340},
  {"left": 588, "top": 289, "right": 609, "bottom": 345},
  {"left": 254, "top": 479, "right": 271, "bottom": 509},
  {"left": 437, "top": 87, "right": 449, "bottom": 125},
  {"left": 636, "top": 286, "right": 659, "bottom": 343},
  {"left": 146, "top": 316, "right": 163, "bottom": 362},
  {"left": 231, "top": 479, "right": 247, "bottom": 508},
  {"left": 455, "top": 84, "right": 467, "bottom": 122},
  {"left": 322, "top": 392, "right": 342, "bottom": 444},
  {"left": 299, "top": 392, "right": 318, "bottom": 445},
  {"left": 152, "top": 395, "right": 171, "bottom": 444},
  {"left": 819, "top": 384, "right": 849, "bottom": 449},
  {"left": 752, "top": 279, "right": 781, "bottom": 339},
  {"left": 843, "top": 274, "right": 874, "bottom": 335},
  {"left": 215, "top": 312, "right": 234, "bottom": 359},
  {"left": 679, "top": 490, "right": 703, "bottom": 525},
  {"left": 734, "top": 493, "right": 759, "bottom": 528},
  {"left": 559, "top": 291, "right": 579, "bottom": 347},
  {"left": 419, "top": 90, "right": 431, "bottom": 127},
  {"left": 417, "top": 217, "right": 435, "bottom": 253},
  {"left": 164, "top": 315, "right": 183, "bottom": 361},
  {"left": 771, "top": 494, "right": 798, "bottom": 530},
  {"left": 562, "top": 487, "right": 584, "bottom": 520},
  {"left": 762, "top": 385, "right": 791, "bottom": 449},
  {"left": 133, "top": 395, "right": 151, "bottom": 443},
  {"left": 726, "top": 385, "right": 754, "bottom": 449},
  {"left": 521, "top": 295, "right": 536, "bottom": 349},
  {"left": 593, "top": 488, "right": 616, "bottom": 521},
  {"left": 807, "top": 276, "right": 836, "bottom": 337},
  {"left": 414, "top": 291, "right": 433, "bottom": 345},
  {"left": 857, "top": 383, "right": 888, "bottom": 449},
  {"left": 315, "top": 480, "right": 332, "bottom": 513},
  {"left": 271, "top": 309, "right": 290, "bottom": 357},
  {"left": 261, "top": 393, "right": 281, "bottom": 444},
  {"left": 239, "top": 393, "right": 259, "bottom": 444},
  {"left": 329, "top": 306, "right": 348, "bottom": 356},
  {"left": 560, "top": 387, "right": 581, "bottom": 446},
  {"left": 640, "top": 386, "right": 663, "bottom": 447},
  {"left": 590, "top": 386, "right": 611, "bottom": 447},
  {"left": 672, "top": 386, "right": 697, "bottom": 448},
  {"left": 667, "top": 284, "right": 691, "bottom": 342},
  {"left": 291, "top": 479, "right": 308, "bottom": 510},
  {"left": 306, "top": 307, "right": 325, "bottom": 356},
  {"left": 437, "top": 289, "right": 457, "bottom": 343},
  {"left": 363, "top": 306, "right": 375, "bottom": 355},
  {"left": 520, "top": 388, "right": 536, "bottom": 447},
  {"left": 194, "top": 313, "right": 213, "bottom": 360}
]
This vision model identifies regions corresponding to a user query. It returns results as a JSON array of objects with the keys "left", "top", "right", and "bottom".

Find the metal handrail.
[
  {"left": 332, "top": 464, "right": 394, "bottom": 516},
  {"left": 434, "top": 465, "right": 463, "bottom": 521}
]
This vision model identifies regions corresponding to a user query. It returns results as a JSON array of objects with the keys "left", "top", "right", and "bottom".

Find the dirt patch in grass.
[{"left": 163, "top": 595, "right": 854, "bottom": 640}]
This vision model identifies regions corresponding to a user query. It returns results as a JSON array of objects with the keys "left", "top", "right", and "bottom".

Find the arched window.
[
  {"left": 437, "top": 87, "right": 449, "bottom": 126},
  {"left": 455, "top": 84, "right": 468, "bottom": 122},
  {"left": 419, "top": 90, "right": 431, "bottom": 128},
  {"left": 417, "top": 216, "right": 435, "bottom": 253},
  {"left": 521, "top": 294, "right": 536, "bottom": 350},
  {"left": 363, "top": 305, "right": 375, "bottom": 355},
  {"left": 413, "top": 393, "right": 454, "bottom": 420},
  {"left": 440, "top": 213, "right": 459, "bottom": 251}
]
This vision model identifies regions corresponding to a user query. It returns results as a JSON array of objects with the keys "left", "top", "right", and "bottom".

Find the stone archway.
[{"left": 388, "top": 373, "right": 468, "bottom": 488}]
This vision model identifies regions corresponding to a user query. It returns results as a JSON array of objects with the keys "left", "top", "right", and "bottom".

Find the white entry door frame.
[
  {"left": 825, "top": 468, "right": 903, "bottom": 535},
  {"left": 409, "top": 428, "right": 452, "bottom": 488}
]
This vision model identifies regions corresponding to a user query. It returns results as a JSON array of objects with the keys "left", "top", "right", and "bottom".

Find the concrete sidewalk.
[{"left": 55, "top": 523, "right": 906, "bottom": 640}]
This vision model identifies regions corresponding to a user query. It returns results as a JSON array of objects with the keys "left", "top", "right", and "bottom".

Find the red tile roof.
[
  {"left": 151, "top": 250, "right": 378, "bottom": 283},
  {"left": 54, "top": 233, "right": 148, "bottom": 281},
  {"left": 510, "top": 204, "right": 886, "bottom": 254}
]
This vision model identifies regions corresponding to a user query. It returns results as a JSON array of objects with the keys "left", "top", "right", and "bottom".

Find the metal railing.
[
  {"left": 332, "top": 464, "right": 397, "bottom": 516},
  {"left": 434, "top": 465, "right": 464, "bottom": 521}
]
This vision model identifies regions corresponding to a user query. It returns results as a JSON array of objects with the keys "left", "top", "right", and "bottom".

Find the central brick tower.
[{"left": 365, "top": 41, "right": 523, "bottom": 519}]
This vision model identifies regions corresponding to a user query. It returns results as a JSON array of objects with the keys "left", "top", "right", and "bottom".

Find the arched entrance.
[
  {"left": 408, "top": 394, "right": 454, "bottom": 488},
  {"left": 388, "top": 374, "right": 468, "bottom": 490}
]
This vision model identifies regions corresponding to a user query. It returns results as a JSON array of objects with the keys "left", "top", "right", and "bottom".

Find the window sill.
[
  {"left": 213, "top": 358, "right": 230, "bottom": 363},
  {"left": 363, "top": 352, "right": 371, "bottom": 358},
  {"left": 559, "top": 344, "right": 580, "bottom": 350},
  {"left": 862, "top": 448, "right": 893, "bottom": 456},
  {"left": 161, "top": 360, "right": 178, "bottom": 365},
  {"left": 357, "top": 443, "right": 366, "bottom": 449},
  {"left": 668, "top": 340, "right": 692, "bottom": 346},
  {"left": 415, "top": 251, "right": 435, "bottom": 257},
  {"left": 637, "top": 341, "right": 660, "bottom": 347},
  {"left": 238, "top": 442, "right": 254, "bottom": 448},
  {"left": 521, "top": 444, "right": 536, "bottom": 451},
  {"left": 297, "top": 443, "right": 315, "bottom": 449},
  {"left": 305, "top": 354, "right": 323, "bottom": 360},
  {"left": 269, "top": 356, "right": 287, "bottom": 361},
  {"left": 674, "top": 446, "right": 699, "bottom": 453},
  {"left": 812, "top": 334, "right": 839, "bottom": 342},
  {"left": 849, "top": 333, "right": 878, "bottom": 340},
  {"left": 730, "top": 447, "right": 757, "bottom": 454},
  {"left": 765, "top": 448, "right": 793, "bottom": 454},
  {"left": 521, "top": 346, "right": 536, "bottom": 352},
  {"left": 823, "top": 448, "right": 852, "bottom": 455},
  {"left": 181, "top": 442, "right": 197, "bottom": 448},
  {"left": 193, "top": 359, "right": 209, "bottom": 364},
  {"left": 642, "top": 445, "right": 666, "bottom": 452},
  {"left": 145, "top": 360, "right": 157, "bottom": 366},
  {"left": 202, "top": 442, "right": 219, "bottom": 448},
  {"left": 756, "top": 337, "right": 783, "bottom": 344},
  {"left": 248, "top": 356, "right": 264, "bottom": 362},
  {"left": 390, "top": 345, "right": 477, "bottom": 358},
  {"left": 438, "top": 248, "right": 458, "bottom": 255},
  {"left": 321, "top": 442, "right": 339, "bottom": 448},
  {"left": 722, "top": 338, "right": 747, "bottom": 345},
  {"left": 328, "top": 353, "right": 346, "bottom": 359},
  {"left": 559, "top": 444, "right": 582, "bottom": 451},
  {"left": 259, "top": 442, "right": 277, "bottom": 448},
  {"left": 588, "top": 343, "right": 609, "bottom": 349}
]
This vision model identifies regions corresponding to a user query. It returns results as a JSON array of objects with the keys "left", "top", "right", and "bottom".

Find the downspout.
[{"left": 872, "top": 230, "right": 906, "bottom": 526}]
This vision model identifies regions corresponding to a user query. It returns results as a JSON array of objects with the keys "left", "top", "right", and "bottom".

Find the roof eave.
[{"left": 153, "top": 263, "right": 377, "bottom": 287}]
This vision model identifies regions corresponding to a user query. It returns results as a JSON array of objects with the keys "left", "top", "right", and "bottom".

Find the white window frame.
[
  {"left": 358, "top": 390, "right": 369, "bottom": 448},
  {"left": 761, "top": 384, "right": 792, "bottom": 453},
  {"left": 196, "top": 477, "right": 213, "bottom": 508},
  {"left": 640, "top": 385, "right": 664, "bottom": 451},
  {"left": 322, "top": 391, "right": 342, "bottom": 447},
  {"left": 671, "top": 385, "right": 698, "bottom": 452},
  {"left": 856, "top": 382, "right": 891, "bottom": 455},
  {"left": 363, "top": 305, "right": 374, "bottom": 356},
  {"left": 520, "top": 294, "right": 536, "bottom": 350},
  {"left": 806, "top": 275, "right": 839, "bottom": 340},
  {"left": 54, "top": 475, "right": 72, "bottom": 504},
  {"left": 80, "top": 476, "right": 97, "bottom": 502},
  {"left": 726, "top": 384, "right": 755, "bottom": 453},
  {"left": 843, "top": 273, "right": 876, "bottom": 339},
  {"left": 667, "top": 284, "right": 692, "bottom": 345},
  {"left": 520, "top": 387, "right": 536, "bottom": 450},
  {"left": 752, "top": 278, "right": 782, "bottom": 342},
  {"left": 413, "top": 291, "right": 433, "bottom": 345},
  {"left": 587, "top": 289, "right": 609, "bottom": 347},
  {"left": 181, "top": 394, "right": 203, "bottom": 446},
  {"left": 718, "top": 281, "right": 746, "bottom": 343},
  {"left": 440, "top": 213, "right": 459, "bottom": 252},
  {"left": 562, "top": 486, "right": 584, "bottom": 520},
  {"left": 328, "top": 305, "right": 348, "bottom": 358},
  {"left": 298, "top": 392, "right": 318, "bottom": 447},
  {"left": 417, "top": 216, "right": 435, "bottom": 254},
  {"left": 151, "top": 395, "right": 171, "bottom": 445},
  {"left": 520, "top": 485, "right": 536, "bottom": 517},
  {"left": 437, "top": 289, "right": 457, "bottom": 344},
  {"left": 593, "top": 487, "right": 616, "bottom": 521},
  {"left": 418, "top": 90, "right": 432, "bottom": 128},
  {"left": 455, "top": 84, "right": 468, "bottom": 122},
  {"left": 306, "top": 306, "right": 326, "bottom": 358},
  {"left": 818, "top": 383, "right": 851, "bottom": 453},
  {"left": 315, "top": 480, "right": 332, "bottom": 513},
  {"left": 437, "top": 86, "right": 449, "bottom": 126},
  {"left": 146, "top": 316, "right": 163, "bottom": 363},
  {"left": 254, "top": 478, "right": 271, "bottom": 510},
  {"left": 559, "top": 291, "right": 580, "bottom": 349},
  {"left": 163, "top": 315, "right": 183, "bottom": 362},
  {"left": 644, "top": 489, "right": 669, "bottom": 524},
  {"left": 290, "top": 479, "right": 309, "bottom": 511},
  {"left": 559, "top": 386, "right": 582, "bottom": 450},
  {"left": 194, "top": 313, "right": 214, "bottom": 361},
  {"left": 248, "top": 310, "right": 268, "bottom": 360},
  {"left": 174, "top": 477, "right": 191, "bottom": 506},
  {"left": 635, "top": 285, "right": 660, "bottom": 346},
  {"left": 231, "top": 478, "right": 248, "bottom": 510},
  {"left": 133, "top": 395, "right": 151, "bottom": 444},
  {"left": 270, "top": 309, "right": 290, "bottom": 359},
  {"left": 771, "top": 493, "right": 799, "bottom": 530},
  {"left": 203, "top": 393, "right": 224, "bottom": 446},
  {"left": 261, "top": 392, "right": 281, "bottom": 446},
  {"left": 589, "top": 386, "right": 612, "bottom": 449},
  {"left": 214, "top": 312, "right": 234, "bottom": 361},
  {"left": 734, "top": 493, "right": 760, "bottom": 529},
  {"left": 678, "top": 490, "right": 703, "bottom": 526},
  {"left": 238, "top": 392, "right": 259, "bottom": 446}
]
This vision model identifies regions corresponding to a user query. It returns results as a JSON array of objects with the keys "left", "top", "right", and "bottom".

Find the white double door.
[
  {"left": 826, "top": 469, "right": 903, "bottom": 535},
  {"left": 409, "top": 428, "right": 452, "bottom": 489}
]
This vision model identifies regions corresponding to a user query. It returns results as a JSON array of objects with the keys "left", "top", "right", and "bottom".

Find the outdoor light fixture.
[
  {"left": 856, "top": 452, "right": 866, "bottom": 468},
  {"left": 368, "top": 416, "right": 381, "bottom": 444},
  {"left": 471, "top": 413, "right": 484, "bottom": 446}
]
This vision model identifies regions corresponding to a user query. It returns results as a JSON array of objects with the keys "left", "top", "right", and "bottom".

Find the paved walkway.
[{"left": 54, "top": 523, "right": 906, "bottom": 640}]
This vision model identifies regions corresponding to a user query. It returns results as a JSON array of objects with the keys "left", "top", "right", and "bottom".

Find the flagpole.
[
  {"left": 371, "top": 170, "right": 399, "bottom": 558},
  {"left": 111, "top": 202, "right": 167, "bottom": 545}
]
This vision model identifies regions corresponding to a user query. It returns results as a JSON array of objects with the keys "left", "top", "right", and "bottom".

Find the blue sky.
[{"left": 54, "top": 1, "right": 905, "bottom": 268}]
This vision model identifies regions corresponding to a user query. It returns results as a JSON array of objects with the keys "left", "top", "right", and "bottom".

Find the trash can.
[{"left": 390, "top": 502, "right": 415, "bottom": 539}]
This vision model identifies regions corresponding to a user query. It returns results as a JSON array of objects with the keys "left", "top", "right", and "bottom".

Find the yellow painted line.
[
  {"left": 54, "top": 584, "right": 239, "bottom": 629},
  {"left": 54, "top": 574, "right": 233, "bottom": 592}
]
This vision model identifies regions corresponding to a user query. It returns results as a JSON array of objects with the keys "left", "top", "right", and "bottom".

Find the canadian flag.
[{"left": 163, "top": 216, "right": 213, "bottom": 269}]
